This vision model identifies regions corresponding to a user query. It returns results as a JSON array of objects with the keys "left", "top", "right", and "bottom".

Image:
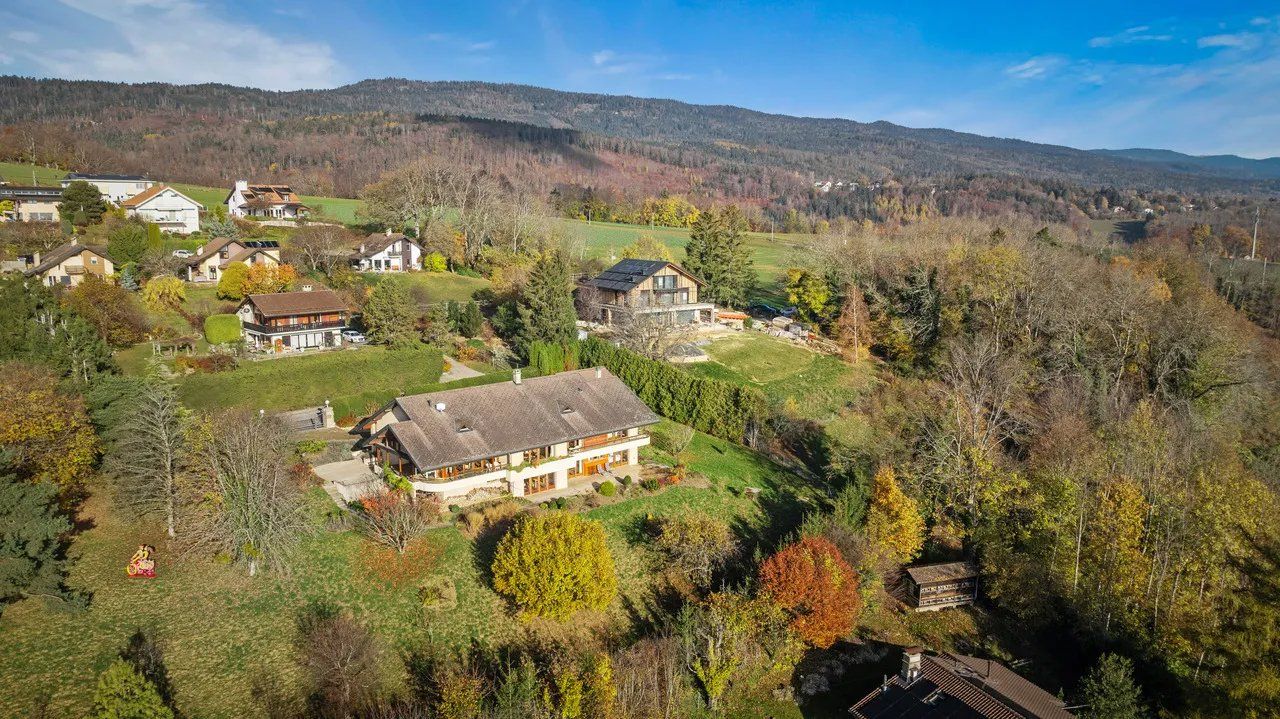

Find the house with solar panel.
[{"left": 581, "top": 259, "right": 716, "bottom": 326}]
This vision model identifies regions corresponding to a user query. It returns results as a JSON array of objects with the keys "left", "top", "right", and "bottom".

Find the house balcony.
[{"left": 243, "top": 319, "right": 348, "bottom": 334}]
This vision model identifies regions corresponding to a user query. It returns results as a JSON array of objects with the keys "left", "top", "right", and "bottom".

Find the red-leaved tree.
[{"left": 757, "top": 536, "right": 860, "bottom": 648}]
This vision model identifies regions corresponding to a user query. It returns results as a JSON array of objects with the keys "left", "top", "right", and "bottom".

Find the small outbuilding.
[{"left": 903, "top": 560, "right": 979, "bottom": 611}]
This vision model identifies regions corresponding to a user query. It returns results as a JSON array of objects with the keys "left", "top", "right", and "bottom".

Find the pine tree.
[
  {"left": 60, "top": 180, "right": 107, "bottom": 226},
  {"left": 458, "top": 301, "right": 483, "bottom": 338},
  {"left": 419, "top": 303, "right": 452, "bottom": 348},
  {"left": 108, "top": 222, "right": 150, "bottom": 265},
  {"left": 90, "top": 659, "right": 175, "bottom": 719},
  {"left": 684, "top": 207, "right": 754, "bottom": 308},
  {"left": 1079, "top": 653, "right": 1145, "bottom": 719},
  {"left": 362, "top": 281, "right": 420, "bottom": 348},
  {"left": 515, "top": 251, "right": 577, "bottom": 356},
  {"left": 0, "top": 472, "right": 75, "bottom": 614}
]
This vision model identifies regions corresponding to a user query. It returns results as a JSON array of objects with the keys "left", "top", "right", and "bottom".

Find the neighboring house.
[
  {"left": 349, "top": 231, "right": 424, "bottom": 272},
  {"left": 582, "top": 259, "right": 716, "bottom": 325},
  {"left": 120, "top": 184, "right": 204, "bottom": 234},
  {"left": 61, "top": 173, "right": 154, "bottom": 204},
  {"left": 184, "top": 238, "right": 281, "bottom": 282},
  {"left": 355, "top": 367, "right": 659, "bottom": 502},
  {"left": 225, "top": 180, "right": 308, "bottom": 219},
  {"left": 22, "top": 239, "right": 114, "bottom": 287},
  {"left": 0, "top": 184, "right": 61, "bottom": 222},
  {"left": 236, "top": 287, "right": 349, "bottom": 351},
  {"left": 851, "top": 647, "right": 1074, "bottom": 719},
  {"left": 903, "top": 561, "right": 979, "bottom": 612}
]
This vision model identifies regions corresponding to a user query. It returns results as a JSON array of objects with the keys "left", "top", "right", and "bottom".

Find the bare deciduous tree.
[
  {"left": 610, "top": 304, "right": 695, "bottom": 361},
  {"left": 288, "top": 225, "right": 356, "bottom": 276},
  {"left": 357, "top": 489, "right": 437, "bottom": 554},
  {"left": 296, "top": 603, "right": 383, "bottom": 718},
  {"left": 108, "top": 381, "right": 187, "bottom": 538},
  {"left": 183, "top": 413, "right": 308, "bottom": 576}
]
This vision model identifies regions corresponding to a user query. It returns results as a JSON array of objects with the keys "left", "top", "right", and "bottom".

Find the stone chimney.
[
  {"left": 901, "top": 647, "right": 923, "bottom": 683},
  {"left": 32, "top": 251, "right": 41, "bottom": 266},
  {"left": 385, "top": 228, "right": 393, "bottom": 237},
  {"left": 513, "top": 368, "right": 522, "bottom": 385}
]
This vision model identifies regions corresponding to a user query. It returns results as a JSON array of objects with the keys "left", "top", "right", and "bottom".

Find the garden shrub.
[
  {"left": 295, "top": 439, "right": 327, "bottom": 455},
  {"left": 597, "top": 481, "right": 616, "bottom": 497},
  {"left": 640, "top": 478, "right": 659, "bottom": 492},
  {"left": 457, "top": 500, "right": 522, "bottom": 539},
  {"left": 491, "top": 513, "right": 617, "bottom": 620},
  {"left": 174, "top": 354, "right": 236, "bottom": 374},
  {"left": 203, "top": 313, "right": 242, "bottom": 345},
  {"left": 423, "top": 252, "right": 448, "bottom": 272}
]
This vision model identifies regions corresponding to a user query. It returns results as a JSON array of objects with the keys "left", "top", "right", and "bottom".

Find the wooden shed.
[{"left": 904, "top": 560, "right": 979, "bottom": 611}]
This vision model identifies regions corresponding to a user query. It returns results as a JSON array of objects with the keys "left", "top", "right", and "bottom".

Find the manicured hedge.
[
  {"left": 577, "top": 337, "right": 767, "bottom": 444},
  {"left": 203, "top": 313, "right": 242, "bottom": 345}
]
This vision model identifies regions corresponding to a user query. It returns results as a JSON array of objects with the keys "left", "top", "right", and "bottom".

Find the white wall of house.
[
  {"left": 126, "top": 188, "right": 202, "bottom": 234},
  {"left": 355, "top": 239, "right": 422, "bottom": 272},
  {"left": 63, "top": 178, "right": 153, "bottom": 205},
  {"left": 407, "top": 431, "right": 649, "bottom": 501},
  {"left": 39, "top": 251, "right": 114, "bottom": 287},
  {"left": 227, "top": 180, "right": 303, "bottom": 219}
]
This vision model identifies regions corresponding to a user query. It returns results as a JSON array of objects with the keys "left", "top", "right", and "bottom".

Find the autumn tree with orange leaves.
[{"left": 757, "top": 536, "right": 860, "bottom": 648}]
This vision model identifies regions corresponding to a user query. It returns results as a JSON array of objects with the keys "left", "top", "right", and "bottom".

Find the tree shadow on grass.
[{"left": 620, "top": 578, "right": 684, "bottom": 640}]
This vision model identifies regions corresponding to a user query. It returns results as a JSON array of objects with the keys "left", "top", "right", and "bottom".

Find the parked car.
[
  {"left": 171, "top": 249, "right": 194, "bottom": 258},
  {"left": 341, "top": 330, "right": 367, "bottom": 344}
]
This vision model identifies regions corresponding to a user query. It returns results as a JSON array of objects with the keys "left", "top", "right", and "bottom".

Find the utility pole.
[{"left": 1252, "top": 206, "right": 1261, "bottom": 260}]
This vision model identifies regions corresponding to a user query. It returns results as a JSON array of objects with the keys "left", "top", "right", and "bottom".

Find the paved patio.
[{"left": 313, "top": 458, "right": 380, "bottom": 505}]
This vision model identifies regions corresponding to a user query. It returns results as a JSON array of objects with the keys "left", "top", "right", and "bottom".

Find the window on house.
[{"left": 653, "top": 275, "right": 676, "bottom": 290}]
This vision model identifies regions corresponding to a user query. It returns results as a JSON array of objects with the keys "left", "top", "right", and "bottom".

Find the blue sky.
[{"left": 3, "top": 1, "right": 1279, "bottom": 157}]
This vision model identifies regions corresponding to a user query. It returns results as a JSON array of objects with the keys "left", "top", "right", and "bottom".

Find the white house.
[
  {"left": 349, "top": 231, "right": 424, "bottom": 272},
  {"left": 61, "top": 173, "right": 154, "bottom": 205},
  {"left": 119, "top": 184, "right": 204, "bottom": 234},
  {"left": 225, "top": 180, "right": 308, "bottom": 219}
]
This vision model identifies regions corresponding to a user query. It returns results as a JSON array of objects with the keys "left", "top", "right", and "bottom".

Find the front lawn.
[
  {"left": 359, "top": 271, "right": 492, "bottom": 305},
  {"left": 175, "top": 346, "right": 445, "bottom": 419},
  {"left": 682, "top": 333, "right": 878, "bottom": 446},
  {"left": 0, "top": 429, "right": 814, "bottom": 718}
]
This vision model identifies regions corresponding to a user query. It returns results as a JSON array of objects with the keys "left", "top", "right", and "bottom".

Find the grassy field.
[
  {"left": 0, "top": 428, "right": 814, "bottom": 719},
  {"left": 175, "top": 346, "right": 446, "bottom": 420},
  {"left": 683, "top": 332, "right": 879, "bottom": 448},
  {"left": 0, "top": 160, "right": 67, "bottom": 185},
  {"left": 561, "top": 218, "right": 811, "bottom": 301},
  {"left": 359, "top": 271, "right": 492, "bottom": 305}
]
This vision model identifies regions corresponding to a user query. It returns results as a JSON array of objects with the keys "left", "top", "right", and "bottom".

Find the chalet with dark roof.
[
  {"left": 355, "top": 367, "right": 660, "bottom": 501},
  {"left": 235, "top": 287, "right": 349, "bottom": 351},
  {"left": 851, "top": 647, "right": 1074, "bottom": 719},
  {"left": 582, "top": 258, "right": 715, "bottom": 325}
]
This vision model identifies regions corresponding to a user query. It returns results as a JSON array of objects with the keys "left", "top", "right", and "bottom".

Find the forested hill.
[{"left": 3, "top": 75, "right": 1276, "bottom": 191}]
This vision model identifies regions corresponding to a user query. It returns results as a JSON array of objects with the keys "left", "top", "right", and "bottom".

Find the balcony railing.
[
  {"left": 243, "top": 320, "right": 347, "bottom": 333},
  {"left": 418, "top": 432, "right": 647, "bottom": 482},
  {"left": 571, "top": 432, "right": 647, "bottom": 454}
]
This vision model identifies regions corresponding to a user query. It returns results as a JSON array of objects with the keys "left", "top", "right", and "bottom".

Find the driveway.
[
  {"left": 313, "top": 459, "right": 381, "bottom": 505},
  {"left": 440, "top": 356, "right": 484, "bottom": 383}
]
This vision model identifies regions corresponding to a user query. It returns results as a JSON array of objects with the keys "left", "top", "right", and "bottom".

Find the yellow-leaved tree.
[
  {"left": 491, "top": 512, "right": 617, "bottom": 620},
  {"left": 865, "top": 465, "right": 925, "bottom": 565},
  {"left": 619, "top": 234, "right": 675, "bottom": 263}
]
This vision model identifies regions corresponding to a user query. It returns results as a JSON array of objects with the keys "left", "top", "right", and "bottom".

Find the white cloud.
[
  {"left": 591, "top": 50, "right": 616, "bottom": 66},
  {"left": 1250, "top": 17, "right": 1272, "bottom": 26},
  {"left": 1198, "top": 33, "right": 1255, "bottom": 49},
  {"left": 23, "top": 0, "right": 343, "bottom": 90},
  {"left": 466, "top": 40, "right": 496, "bottom": 52},
  {"left": 8, "top": 30, "right": 40, "bottom": 43},
  {"left": 1088, "top": 25, "right": 1173, "bottom": 48},
  {"left": 1004, "top": 56, "right": 1063, "bottom": 80},
  {"left": 0, "top": 52, "right": 12, "bottom": 65}
]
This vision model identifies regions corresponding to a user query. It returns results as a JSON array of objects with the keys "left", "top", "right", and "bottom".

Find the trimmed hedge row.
[{"left": 577, "top": 337, "right": 767, "bottom": 444}]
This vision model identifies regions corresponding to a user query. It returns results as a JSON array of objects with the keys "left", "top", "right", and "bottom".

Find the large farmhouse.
[
  {"left": 582, "top": 259, "right": 716, "bottom": 325},
  {"left": 356, "top": 368, "right": 659, "bottom": 501},
  {"left": 120, "top": 184, "right": 204, "bottom": 234},
  {"left": 226, "top": 180, "right": 308, "bottom": 219},
  {"left": 61, "top": 173, "right": 154, "bottom": 204}
]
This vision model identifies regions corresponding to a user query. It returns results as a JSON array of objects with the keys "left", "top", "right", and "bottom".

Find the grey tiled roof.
[
  {"left": 905, "top": 561, "right": 978, "bottom": 586},
  {"left": 376, "top": 368, "right": 660, "bottom": 472},
  {"left": 587, "top": 259, "right": 700, "bottom": 292}
]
